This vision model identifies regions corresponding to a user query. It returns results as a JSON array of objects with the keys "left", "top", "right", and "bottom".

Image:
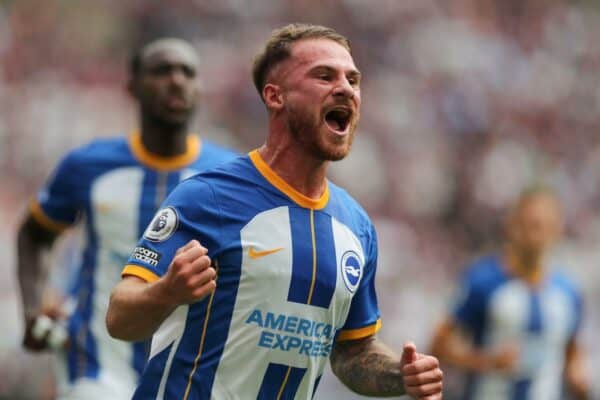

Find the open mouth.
[{"left": 325, "top": 108, "right": 352, "bottom": 133}]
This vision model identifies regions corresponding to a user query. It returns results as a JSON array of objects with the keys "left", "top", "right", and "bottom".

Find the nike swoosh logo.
[{"left": 248, "top": 246, "right": 284, "bottom": 259}]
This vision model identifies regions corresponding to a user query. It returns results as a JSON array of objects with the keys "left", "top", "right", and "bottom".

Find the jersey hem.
[
  {"left": 336, "top": 318, "right": 382, "bottom": 341},
  {"left": 122, "top": 264, "right": 160, "bottom": 283}
]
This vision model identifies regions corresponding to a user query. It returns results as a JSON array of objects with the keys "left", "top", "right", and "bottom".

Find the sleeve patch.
[
  {"left": 131, "top": 246, "right": 161, "bottom": 267},
  {"left": 143, "top": 207, "right": 179, "bottom": 242}
]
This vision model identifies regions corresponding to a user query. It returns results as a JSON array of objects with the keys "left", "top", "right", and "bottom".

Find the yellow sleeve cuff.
[
  {"left": 121, "top": 264, "right": 160, "bottom": 283},
  {"left": 336, "top": 319, "right": 382, "bottom": 342},
  {"left": 29, "top": 200, "right": 71, "bottom": 233}
]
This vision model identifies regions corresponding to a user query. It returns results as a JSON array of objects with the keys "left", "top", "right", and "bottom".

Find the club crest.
[{"left": 341, "top": 250, "right": 363, "bottom": 292}]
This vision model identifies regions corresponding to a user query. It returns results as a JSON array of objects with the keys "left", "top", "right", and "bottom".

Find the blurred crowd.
[{"left": 1, "top": 0, "right": 599, "bottom": 398}]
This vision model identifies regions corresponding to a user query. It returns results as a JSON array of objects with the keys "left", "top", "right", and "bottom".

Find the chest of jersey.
[{"left": 209, "top": 205, "right": 365, "bottom": 398}]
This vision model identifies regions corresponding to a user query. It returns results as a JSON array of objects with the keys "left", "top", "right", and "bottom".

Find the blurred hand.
[
  {"left": 401, "top": 342, "right": 443, "bottom": 399},
  {"left": 487, "top": 344, "right": 519, "bottom": 374},
  {"left": 157, "top": 240, "right": 216, "bottom": 306},
  {"left": 566, "top": 360, "right": 590, "bottom": 400},
  {"left": 23, "top": 305, "right": 69, "bottom": 352}
]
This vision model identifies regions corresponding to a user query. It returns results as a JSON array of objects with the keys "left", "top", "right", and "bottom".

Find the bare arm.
[
  {"left": 330, "top": 335, "right": 442, "bottom": 398},
  {"left": 17, "top": 214, "right": 61, "bottom": 350},
  {"left": 564, "top": 338, "right": 589, "bottom": 400},
  {"left": 430, "top": 318, "right": 516, "bottom": 373},
  {"left": 106, "top": 240, "right": 216, "bottom": 342},
  {"left": 106, "top": 276, "right": 180, "bottom": 341}
]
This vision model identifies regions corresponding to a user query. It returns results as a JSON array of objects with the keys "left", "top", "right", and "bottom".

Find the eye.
[
  {"left": 347, "top": 76, "right": 360, "bottom": 87},
  {"left": 182, "top": 66, "right": 196, "bottom": 78},
  {"left": 318, "top": 73, "right": 332, "bottom": 81}
]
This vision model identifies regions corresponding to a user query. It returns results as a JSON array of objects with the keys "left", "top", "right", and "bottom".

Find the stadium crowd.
[{"left": 1, "top": 0, "right": 599, "bottom": 398}]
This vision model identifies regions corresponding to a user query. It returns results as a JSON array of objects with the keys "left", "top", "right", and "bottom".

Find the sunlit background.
[{"left": 1, "top": 0, "right": 600, "bottom": 398}]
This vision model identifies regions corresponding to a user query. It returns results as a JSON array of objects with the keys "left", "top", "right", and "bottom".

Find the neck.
[
  {"left": 504, "top": 244, "right": 545, "bottom": 285},
  {"left": 259, "top": 124, "right": 328, "bottom": 200},
  {"left": 140, "top": 115, "right": 190, "bottom": 157}
]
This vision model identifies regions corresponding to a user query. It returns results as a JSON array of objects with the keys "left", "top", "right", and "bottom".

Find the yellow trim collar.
[
  {"left": 29, "top": 200, "right": 71, "bottom": 233},
  {"left": 129, "top": 132, "right": 201, "bottom": 171},
  {"left": 336, "top": 319, "right": 382, "bottom": 342},
  {"left": 249, "top": 150, "right": 329, "bottom": 210},
  {"left": 121, "top": 264, "right": 160, "bottom": 283}
]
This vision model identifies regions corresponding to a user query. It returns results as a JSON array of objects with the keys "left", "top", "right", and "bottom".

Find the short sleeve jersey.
[
  {"left": 30, "top": 133, "right": 237, "bottom": 393},
  {"left": 451, "top": 255, "right": 583, "bottom": 400},
  {"left": 123, "top": 150, "right": 382, "bottom": 400}
]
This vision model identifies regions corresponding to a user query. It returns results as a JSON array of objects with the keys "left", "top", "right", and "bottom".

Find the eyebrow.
[{"left": 309, "top": 65, "right": 361, "bottom": 78}]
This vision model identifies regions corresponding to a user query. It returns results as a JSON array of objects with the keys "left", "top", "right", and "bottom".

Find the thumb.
[{"left": 401, "top": 342, "right": 417, "bottom": 367}]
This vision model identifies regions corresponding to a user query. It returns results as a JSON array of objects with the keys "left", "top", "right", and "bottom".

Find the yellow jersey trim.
[
  {"left": 29, "top": 200, "right": 71, "bottom": 233},
  {"left": 336, "top": 319, "right": 382, "bottom": 342},
  {"left": 306, "top": 209, "right": 317, "bottom": 304},
  {"left": 183, "top": 260, "right": 218, "bottom": 400},
  {"left": 276, "top": 366, "right": 293, "bottom": 400},
  {"left": 129, "top": 132, "right": 201, "bottom": 171},
  {"left": 121, "top": 264, "right": 160, "bottom": 283},
  {"left": 248, "top": 150, "right": 329, "bottom": 210}
]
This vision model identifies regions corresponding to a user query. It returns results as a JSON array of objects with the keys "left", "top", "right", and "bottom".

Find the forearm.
[
  {"left": 331, "top": 336, "right": 405, "bottom": 396},
  {"left": 106, "top": 277, "right": 177, "bottom": 341},
  {"left": 431, "top": 319, "right": 492, "bottom": 373},
  {"left": 17, "top": 218, "right": 54, "bottom": 318},
  {"left": 565, "top": 339, "right": 589, "bottom": 399}
]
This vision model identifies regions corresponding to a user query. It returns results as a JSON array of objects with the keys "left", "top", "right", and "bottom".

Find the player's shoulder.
[
  {"left": 178, "top": 154, "right": 256, "bottom": 193},
  {"left": 549, "top": 268, "right": 582, "bottom": 298},
  {"left": 326, "top": 181, "right": 374, "bottom": 231},
  {"left": 461, "top": 254, "right": 507, "bottom": 289},
  {"left": 61, "top": 136, "right": 130, "bottom": 166}
]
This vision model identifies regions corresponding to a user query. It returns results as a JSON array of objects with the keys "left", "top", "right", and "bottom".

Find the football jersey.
[
  {"left": 122, "top": 150, "right": 382, "bottom": 400},
  {"left": 30, "top": 133, "right": 237, "bottom": 397},
  {"left": 452, "top": 255, "right": 583, "bottom": 400}
]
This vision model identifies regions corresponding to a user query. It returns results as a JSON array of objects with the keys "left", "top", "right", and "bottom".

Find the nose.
[
  {"left": 169, "top": 67, "right": 187, "bottom": 87},
  {"left": 332, "top": 77, "right": 355, "bottom": 100}
]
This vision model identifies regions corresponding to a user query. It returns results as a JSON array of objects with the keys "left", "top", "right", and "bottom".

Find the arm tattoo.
[{"left": 330, "top": 336, "right": 405, "bottom": 396}]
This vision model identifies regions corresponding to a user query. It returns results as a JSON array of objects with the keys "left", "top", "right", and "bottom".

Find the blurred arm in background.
[
  {"left": 16, "top": 213, "right": 66, "bottom": 351},
  {"left": 430, "top": 317, "right": 517, "bottom": 374},
  {"left": 565, "top": 337, "right": 590, "bottom": 400}
]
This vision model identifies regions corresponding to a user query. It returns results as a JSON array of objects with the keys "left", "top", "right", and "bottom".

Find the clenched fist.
[{"left": 158, "top": 240, "right": 217, "bottom": 305}]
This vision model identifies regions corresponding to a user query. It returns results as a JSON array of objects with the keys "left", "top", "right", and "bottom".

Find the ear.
[{"left": 263, "top": 83, "right": 284, "bottom": 111}]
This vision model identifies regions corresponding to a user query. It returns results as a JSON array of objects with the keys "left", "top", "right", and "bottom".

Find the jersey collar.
[
  {"left": 249, "top": 149, "right": 329, "bottom": 210},
  {"left": 129, "top": 132, "right": 201, "bottom": 171}
]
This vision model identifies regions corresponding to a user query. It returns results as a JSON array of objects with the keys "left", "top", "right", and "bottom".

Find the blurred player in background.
[
  {"left": 431, "top": 187, "right": 589, "bottom": 400},
  {"left": 16, "top": 37, "right": 237, "bottom": 399},
  {"left": 106, "top": 23, "right": 443, "bottom": 399}
]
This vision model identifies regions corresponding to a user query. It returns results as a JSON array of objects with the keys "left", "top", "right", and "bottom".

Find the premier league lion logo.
[{"left": 144, "top": 207, "right": 179, "bottom": 242}]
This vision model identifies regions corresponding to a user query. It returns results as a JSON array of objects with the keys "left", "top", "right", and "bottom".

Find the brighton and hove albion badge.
[
  {"left": 144, "top": 207, "right": 179, "bottom": 242},
  {"left": 341, "top": 250, "right": 363, "bottom": 293}
]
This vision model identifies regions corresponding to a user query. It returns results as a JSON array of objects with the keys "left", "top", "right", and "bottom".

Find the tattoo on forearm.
[{"left": 330, "top": 336, "right": 405, "bottom": 396}]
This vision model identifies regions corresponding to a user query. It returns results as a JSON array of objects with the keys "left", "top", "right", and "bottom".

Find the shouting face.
[{"left": 269, "top": 38, "right": 361, "bottom": 161}]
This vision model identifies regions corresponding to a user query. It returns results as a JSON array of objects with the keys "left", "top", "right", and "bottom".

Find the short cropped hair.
[{"left": 252, "top": 23, "right": 352, "bottom": 100}]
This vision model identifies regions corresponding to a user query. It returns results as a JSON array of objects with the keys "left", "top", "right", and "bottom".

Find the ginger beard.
[{"left": 286, "top": 99, "right": 359, "bottom": 162}]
